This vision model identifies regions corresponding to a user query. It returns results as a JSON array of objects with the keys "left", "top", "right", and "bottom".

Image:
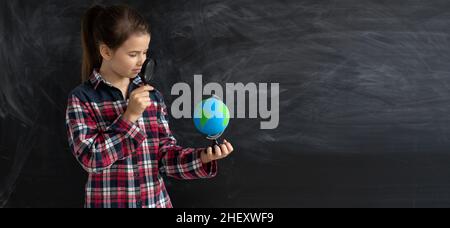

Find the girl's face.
[{"left": 107, "top": 33, "right": 151, "bottom": 78}]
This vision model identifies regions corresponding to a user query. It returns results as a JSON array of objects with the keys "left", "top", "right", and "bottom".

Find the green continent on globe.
[
  {"left": 200, "top": 107, "right": 209, "bottom": 128},
  {"left": 222, "top": 104, "right": 230, "bottom": 127}
]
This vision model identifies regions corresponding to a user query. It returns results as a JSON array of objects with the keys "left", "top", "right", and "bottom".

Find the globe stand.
[{"left": 206, "top": 131, "right": 224, "bottom": 148}]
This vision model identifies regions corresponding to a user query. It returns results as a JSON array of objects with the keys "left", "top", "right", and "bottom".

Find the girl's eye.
[{"left": 129, "top": 54, "right": 137, "bottom": 57}]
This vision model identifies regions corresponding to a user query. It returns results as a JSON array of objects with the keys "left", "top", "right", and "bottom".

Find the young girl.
[{"left": 65, "top": 4, "right": 234, "bottom": 208}]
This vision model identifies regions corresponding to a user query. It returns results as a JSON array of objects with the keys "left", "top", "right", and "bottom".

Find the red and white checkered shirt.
[{"left": 65, "top": 69, "right": 217, "bottom": 208}]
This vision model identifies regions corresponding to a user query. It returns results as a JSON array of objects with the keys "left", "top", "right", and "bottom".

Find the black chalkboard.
[{"left": 3, "top": 0, "right": 450, "bottom": 207}]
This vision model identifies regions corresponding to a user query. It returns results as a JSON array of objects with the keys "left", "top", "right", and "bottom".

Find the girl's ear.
[{"left": 99, "top": 43, "right": 114, "bottom": 61}]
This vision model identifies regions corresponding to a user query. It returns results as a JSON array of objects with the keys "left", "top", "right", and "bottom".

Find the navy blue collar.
[{"left": 89, "top": 68, "right": 144, "bottom": 90}]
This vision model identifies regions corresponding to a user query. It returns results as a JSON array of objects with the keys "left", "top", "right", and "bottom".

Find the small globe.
[{"left": 193, "top": 96, "right": 230, "bottom": 137}]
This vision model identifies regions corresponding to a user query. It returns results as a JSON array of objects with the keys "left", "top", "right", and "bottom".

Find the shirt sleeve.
[
  {"left": 65, "top": 95, "right": 146, "bottom": 173},
  {"left": 155, "top": 92, "right": 218, "bottom": 180}
]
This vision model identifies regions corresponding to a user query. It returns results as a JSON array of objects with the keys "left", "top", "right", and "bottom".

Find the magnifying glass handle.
[
  {"left": 140, "top": 74, "right": 156, "bottom": 94},
  {"left": 140, "top": 75, "right": 147, "bottom": 85}
]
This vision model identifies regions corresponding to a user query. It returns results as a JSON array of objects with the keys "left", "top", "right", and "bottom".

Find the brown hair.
[{"left": 80, "top": 4, "right": 151, "bottom": 82}]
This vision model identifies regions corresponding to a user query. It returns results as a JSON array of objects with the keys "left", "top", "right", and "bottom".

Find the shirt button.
[{"left": 136, "top": 201, "right": 142, "bottom": 208}]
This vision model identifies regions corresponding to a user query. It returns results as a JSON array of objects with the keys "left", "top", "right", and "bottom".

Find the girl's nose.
[{"left": 138, "top": 55, "right": 146, "bottom": 66}]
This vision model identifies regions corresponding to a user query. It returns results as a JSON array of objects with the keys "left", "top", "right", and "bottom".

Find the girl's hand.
[
  {"left": 200, "top": 139, "right": 234, "bottom": 164},
  {"left": 123, "top": 85, "right": 154, "bottom": 123}
]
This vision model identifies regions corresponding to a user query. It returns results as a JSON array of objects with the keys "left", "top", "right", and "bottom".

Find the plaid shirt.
[{"left": 65, "top": 69, "right": 217, "bottom": 208}]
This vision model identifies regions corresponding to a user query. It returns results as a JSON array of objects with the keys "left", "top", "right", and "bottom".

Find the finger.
[
  {"left": 136, "top": 92, "right": 151, "bottom": 98},
  {"left": 138, "top": 95, "right": 151, "bottom": 100},
  {"left": 143, "top": 101, "right": 152, "bottom": 108},
  {"left": 134, "top": 85, "right": 154, "bottom": 94},
  {"left": 207, "top": 147, "right": 214, "bottom": 161},
  {"left": 131, "top": 91, "right": 149, "bottom": 100},
  {"left": 133, "top": 86, "right": 150, "bottom": 94},
  {"left": 224, "top": 139, "right": 234, "bottom": 153},
  {"left": 138, "top": 97, "right": 151, "bottom": 104},
  {"left": 220, "top": 144, "right": 229, "bottom": 157},
  {"left": 214, "top": 145, "right": 222, "bottom": 157},
  {"left": 139, "top": 99, "right": 151, "bottom": 108},
  {"left": 133, "top": 92, "right": 152, "bottom": 100},
  {"left": 144, "top": 85, "right": 154, "bottom": 90}
]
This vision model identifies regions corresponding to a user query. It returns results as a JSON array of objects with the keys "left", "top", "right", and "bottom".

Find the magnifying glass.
[{"left": 139, "top": 57, "right": 156, "bottom": 85}]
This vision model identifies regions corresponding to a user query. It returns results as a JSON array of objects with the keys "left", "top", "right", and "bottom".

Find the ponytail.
[{"left": 81, "top": 5, "right": 104, "bottom": 82}]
